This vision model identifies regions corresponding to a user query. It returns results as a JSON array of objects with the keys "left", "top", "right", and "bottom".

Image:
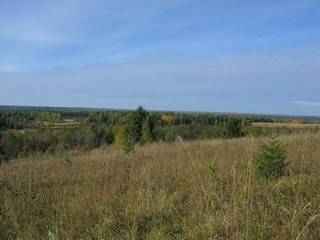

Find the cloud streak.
[{"left": 290, "top": 101, "right": 320, "bottom": 107}]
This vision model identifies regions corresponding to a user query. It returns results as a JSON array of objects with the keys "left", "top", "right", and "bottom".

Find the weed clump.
[{"left": 207, "top": 151, "right": 218, "bottom": 179}]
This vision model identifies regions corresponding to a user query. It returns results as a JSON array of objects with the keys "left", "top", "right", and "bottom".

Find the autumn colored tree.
[
  {"left": 161, "top": 114, "right": 174, "bottom": 123},
  {"left": 291, "top": 119, "right": 303, "bottom": 124},
  {"left": 114, "top": 125, "right": 126, "bottom": 147}
]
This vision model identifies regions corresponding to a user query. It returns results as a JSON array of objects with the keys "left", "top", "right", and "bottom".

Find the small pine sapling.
[{"left": 253, "top": 135, "right": 289, "bottom": 180}]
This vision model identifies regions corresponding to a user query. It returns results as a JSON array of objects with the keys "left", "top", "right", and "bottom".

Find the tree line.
[{"left": 1, "top": 106, "right": 319, "bottom": 162}]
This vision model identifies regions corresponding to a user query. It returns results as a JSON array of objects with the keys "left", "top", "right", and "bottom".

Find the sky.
[{"left": 0, "top": 0, "right": 320, "bottom": 116}]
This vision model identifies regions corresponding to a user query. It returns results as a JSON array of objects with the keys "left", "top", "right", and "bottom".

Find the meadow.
[{"left": 1, "top": 133, "right": 320, "bottom": 239}]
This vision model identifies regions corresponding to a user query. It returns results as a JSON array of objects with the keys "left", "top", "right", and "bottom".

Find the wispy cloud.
[
  {"left": 290, "top": 101, "right": 320, "bottom": 106},
  {"left": 95, "top": 98, "right": 149, "bottom": 103},
  {"left": 0, "top": 21, "right": 75, "bottom": 45}
]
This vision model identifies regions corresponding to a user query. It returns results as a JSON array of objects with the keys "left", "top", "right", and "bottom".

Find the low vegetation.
[
  {"left": 1, "top": 133, "right": 320, "bottom": 239},
  {"left": 1, "top": 106, "right": 320, "bottom": 162}
]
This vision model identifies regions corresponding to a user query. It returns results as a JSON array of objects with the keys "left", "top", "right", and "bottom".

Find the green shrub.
[
  {"left": 207, "top": 151, "right": 218, "bottom": 179},
  {"left": 253, "top": 135, "right": 289, "bottom": 180},
  {"left": 0, "top": 154, "right": 7, "bottom": 164},
  {"left": 123, "top": 134, "right": 135, "bottom": 155}
]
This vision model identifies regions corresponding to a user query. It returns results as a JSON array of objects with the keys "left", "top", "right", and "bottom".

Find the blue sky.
[{"left": 1, "top": 0, "right": 320, "bottom": 115}]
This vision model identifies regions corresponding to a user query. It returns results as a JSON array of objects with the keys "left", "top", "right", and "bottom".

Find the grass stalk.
[
  {"left": 177, "top": 136, "right": 206, "bottom": 196},
  {"left": 295, "top": 214, "right": 320, "bottom": 240},
  {"left": 244, "top": 135, "right": 254, "bottom": 239},
  {"left": 275, "top": 201, "right": 311, "bottom": 239}
]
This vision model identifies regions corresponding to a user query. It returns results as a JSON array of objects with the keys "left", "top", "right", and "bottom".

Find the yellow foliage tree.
[
  {"left": 161, "top": 114, "right": 174, "bottom": 123},
  {"left": 114, "top": 126, "right": 126, "bottom": 147},
  {"left": 291, "top": 119, "right": 303, "bottom": 124}
]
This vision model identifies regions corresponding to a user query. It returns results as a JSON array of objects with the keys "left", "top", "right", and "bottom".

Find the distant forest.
[{"left": 0, "top": 106, "right": 319, "bottom": 162}]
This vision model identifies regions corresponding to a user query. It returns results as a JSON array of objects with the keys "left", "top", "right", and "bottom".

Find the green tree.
[
  {"left": 141, "top": 113, "right": 160, "bottom": 144},
  {"left": 0, "top": 138, "right": 7, "bottom": 163},
  {"left": 123, "top": 133, "right": 135, "bottom": 155},
  {"left": 104, "top": 126, "right": 115, "bottom": 145},
  {"left": 127, "top": 106, "right": 148, "bottom": 143},
  {"left": 0, "top": 131, "right": 19, "bottom": 159},
  {"left": 253, "top": 135, "right": 289, "bottom": 180},
  {"left": 223, "top": 116, "right": 244, "bottom": 138},
  {"left": 165, "top": 126, "right": 176, "bottom": 143}
]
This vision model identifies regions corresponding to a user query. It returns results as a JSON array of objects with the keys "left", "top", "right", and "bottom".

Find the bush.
[
  {"left": 253, "top": 135, "right": 289, "bottom": 180},
  {"left": 0, "top": 154, "right": 8, "bottom": 164}
]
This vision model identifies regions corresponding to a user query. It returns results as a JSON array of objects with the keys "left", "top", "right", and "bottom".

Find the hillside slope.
[{"left": 1, "top": 134, "right": 320, "bottom": 239}]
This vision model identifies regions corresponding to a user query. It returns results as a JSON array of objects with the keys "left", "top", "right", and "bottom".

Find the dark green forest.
[{"left": 0, "top": 106, "right": 319, "bottom": 162}]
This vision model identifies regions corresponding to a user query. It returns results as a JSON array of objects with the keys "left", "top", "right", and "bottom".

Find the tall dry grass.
[{"left": 1, "top": 133, "right": 320, "bottom": 239}]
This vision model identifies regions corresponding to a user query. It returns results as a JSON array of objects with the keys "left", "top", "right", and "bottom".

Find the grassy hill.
[{"left": 1, "top": 133, "right": 320, "bottom": 239}]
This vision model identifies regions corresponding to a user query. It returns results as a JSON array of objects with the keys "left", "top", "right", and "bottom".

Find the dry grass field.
[
  {"left": 1, "top": 133, "right": 320, "bottom": 239},
  {"left": 251, "top": 122, "right": 320, "bottom": 129}
]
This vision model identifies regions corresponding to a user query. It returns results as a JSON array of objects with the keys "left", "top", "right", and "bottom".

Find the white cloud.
[
  {"left": 0, "top": 19, "right": 74, "bottom": 44},
  {"left": 95, "top": 98, "right": 149, "bottom": 103},
  {"left": 290, "top": 101, "right": 320, "bottom": 106}
]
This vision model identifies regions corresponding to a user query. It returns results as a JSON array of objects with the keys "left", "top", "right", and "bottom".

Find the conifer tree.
[
  {"left": 253, "top": 135, "right": 289, "bottom": 179},
  {"left": 127, "top": 106, "right": 148, "bottom": 143}
]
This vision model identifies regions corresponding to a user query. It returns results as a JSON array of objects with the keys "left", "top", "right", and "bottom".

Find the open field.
[
  {"left": 251, "top": 122, "right": 320, "bottom": 129},
  {"left": 1, "top": 133, "right": 320, "bottom": 239},
  {"left": 32, "top": 119, "right": 79, "bottom": 129}
]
